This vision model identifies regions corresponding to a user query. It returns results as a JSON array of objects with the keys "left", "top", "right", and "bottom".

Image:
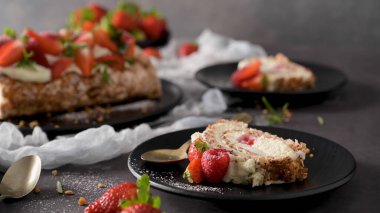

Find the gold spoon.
[
  {"left": 0, "top": 155, "right": 42, "bottom": 202},
  {"left": 140, "top": 113, "right": 253, "bottom": 163}
]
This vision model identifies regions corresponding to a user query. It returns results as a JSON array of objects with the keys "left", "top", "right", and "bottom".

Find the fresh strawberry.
[
  {"left": 96, "top": 54, "right": 124, "bottom": 71},
  {"left": 39, "top": 32, "right": 60, "bottom": 40},
  {"left": 140, "top": 16, "right": 166, "bottom": 40},
  {"left": 74, "top": 32, "right": 95, "bottom": 48},
  {"left": 121, "top": 203, "right": 161, "bottom": 213},
  {"left": 51, "top": 57, "right": 73, "bottom": 80},
  {"left": 94, "top": 29, "right": 117, "bottom": 52},
  {"left": 26, "top": 38, "right": 49, "bottom": 67},
  {"left": 87, "top": 3, "right": 107, "bottom": 22},
  {"left": 178, "top": 42, "right": 198, "bottom": 58},
  {"left": 0, "top": 35, "right": 12, "bottom": 48},
  {"left": 81, "top": 20, "right": 96, "bottom": 32},
  {"left": 183, "top": 158, "right": 205, "bottom": 184},
  {"left": 124, "top": 38, "right": 136, "bottom": 59},
  {"left": 85, "top": 182, "right": 137, "bottom": 213},
  {"left": 142, "top": 48, "right": 161, "bottom": 59},
  {"left": 240, "top": 73, "right": 265, "bottom": 90},
  {"left": 231, "top": 59, "right": 261, "bottom": 86},
  {"left": 0, "top": 39, "right": 24, "bottom": 66},
  {"left": 112, "top": 10, "right": 137, "bottom": 31},
  {"left": 70, "top": 7, "right": 96, "bottom": 28},
  {"left": 75, "top": 47, "right": 94, "bottom": 77},
  {"left": 188, "top": 139, "right": 208, "bottom": 161},
  {"left": 238, "top": 134, "right": 255, "bottom": 145},
  {"left": 24, "top": 29, "right": 63, "bottom": 55},
  {"left": 201, "top": 149, "right": 230, "bottom": 183}
]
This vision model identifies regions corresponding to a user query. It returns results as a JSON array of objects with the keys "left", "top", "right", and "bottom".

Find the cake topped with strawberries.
[
  {"left": 231, "top": 53, "right": 316, "bottom": 92},
  {"left": 183, "top": 120, "right": 310, "bottom": 187}
]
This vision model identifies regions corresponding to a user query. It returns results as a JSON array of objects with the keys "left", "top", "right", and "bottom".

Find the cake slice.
[
  {"left": 184, "top": 119, "right": 309, "bottom": 187},
  {"left": 231, "top": 53, "right": 316, "bottom": 91}
]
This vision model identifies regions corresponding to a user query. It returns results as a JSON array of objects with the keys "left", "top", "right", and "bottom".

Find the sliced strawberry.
[
  {"left": 188, "top": 139, "right": 208, "bottom": 161},
  {"left": 183, "top": 158, "right": 205, "bottom": 184},
  {"left": 231, "top": 59, "right": 261, "bottom": 86},
  {"left": 74, "top": 32, "right": 95, "bottom": 48},
  {"left": 94, "top": 29, "right": 117, "bottom": 52},
  {"left": 58, "top": 28, "right": 75, "bottom": 41},
  {"left": 240, "top": 73, "right": 265, "bottom": 90},
  {"left": 51, "top": 57, "right": 73, "bottom": 80},
  {"left": 87, "top": 3, "right": 107, "bottom": 22},
  {"left": 81, "top": 20, "right": 96, "bottom": 32},
  {"left": 39, "top": 32, "right": 60, "bottom": 40},
  {"left": 75, "top": 47, "right": 94, "bottom": 77},
  {"left": 0, "top": 35, "right": 12, "bottom": 48},
  {"left": 178, "top": 42, "right": 198, "bottom": 58},
  {"left": 96, "top": 54, "right": 124, "bottom": 71},
  {"left": 143, "top": 48, "right": 161, "bottom": 59},
  {"left": 112, "top": 10, "right": 137, "bottom": 31},
  {"left": 124, "top": 38, "right": 136, "bottom": 59},
  {"left": 85, "top": 182, "right": 137, "bottom": 213},
  {"left": 201, "top": 149, "right": 230, "bottom": 184},
  {"left": 0, "top": 39, "right": 24, "bottom": 66},
  {"left": 24, "top": 29, "right": 63, "bottom": 55},
  {"left": 140, "top": 16, "right": 166, "bottom": 40},
  {"left": 121, "top": 203, "right": 161, "bottom": 213},
  {"left": 26, "top": 38, "right": 49, "bottom": 67}
]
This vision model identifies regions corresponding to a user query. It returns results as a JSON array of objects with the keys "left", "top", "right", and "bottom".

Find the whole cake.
[
  {"left": 231, "top": 53, "right": 316, "bottom": 91},
  {"left": 183, "top": 120, "right": 309, "bottom": 187}
]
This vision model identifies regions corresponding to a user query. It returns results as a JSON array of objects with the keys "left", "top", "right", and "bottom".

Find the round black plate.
[
  {"left": 8, "top": 79, "right": 182, "bottom": 138},
  {"left": 128, "top": 126, "right": 356, "bottom": 200},
  {"left": 195, "top": 61, "right": 347, "bottom": 106},
  {"left": 137, "top": 30, "right": 170, "bottom": 48}
]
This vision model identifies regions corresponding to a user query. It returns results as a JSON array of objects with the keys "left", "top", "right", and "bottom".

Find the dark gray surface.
[{"left": 1, "top": 0, "right": 380, "bottom": 212}]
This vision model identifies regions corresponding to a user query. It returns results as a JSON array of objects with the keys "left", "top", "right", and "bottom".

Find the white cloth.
[{"left": 0, "top": 30, "right": 266, "bottom": 170}]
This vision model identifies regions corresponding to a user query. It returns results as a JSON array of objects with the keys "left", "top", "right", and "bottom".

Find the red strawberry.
[
  {"left": 188, "top": 139, "right": 208, "bottom": 161},
  {"left": 75, "top": 32, "right": 95, "bottom": 48},
  {"left": 87, "top": 3, "right": 107, "bottom": 22},
  {"left": 140, "top": 16, "right": 166, "bottom": 40},
  {"left": 201, "top": 149, "right": 230, "bottom": 183},
  {"left": 231, "top": 59, "right": 261, "bottom": 86},
  {"left": 112, "top": 10, "right": 137, "bottom": 31},
  {"left": 26, "top": 38, "right": 49, "bottom": 67},
  {"left": 51, "top": 57, "right": 73, "bottom": 80},
  {"left": 81, "top": 20, "right": 96, "bottom": 32},
  {"left": 96, "top": 54, "right": 125, "bottom": 71},
  {"left": 0, "top": 39, "right": 24, "bottom": 66},
  {"left": 0, "top": 35, "right": 12, "bottom": 48},
  {"left": 75, "top": 47, "right": 94, "bottom": 77},
  {"left": 24, "top": 29, "right": 63, "bottom": 55},
  {"left": 183, "top": 158, "right": 205, "bottom": 184},
  {"left": 142, "top": 48, "right": 161, "bottom": 59},
  {"left": 240, "top": 73, "right": 265, "bottom": 90},
  {"left": 124, "top": 38, "right": 136, "bottom": 59},
  {"left": 178, "top": 42, "right": 198, "bottom": 58},
  {"left": 121, "top": 203, "right": 161, "bottom": 213},
  {"left": 85, "top": 182, "right": 137, "bottom": 213},
  {"left": 94, "top": 29, "right": 117, "bottom": 52}
]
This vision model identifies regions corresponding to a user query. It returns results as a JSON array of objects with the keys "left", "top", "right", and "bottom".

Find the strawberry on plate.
[
  {"left": 183, "top": 157, "right": 205, "bottom": 184},
  {"left": 94, "top": 29, "right": 118, "bottom": 52},
  {"left": 112, "top": 2, "right": 140, "bottom": 32},
  {"left": 96, "top": 54, "right": 125, "bottom": 71},
  {"left": 75, "top": 32, "right": 95, "bottom": 48},
  {"left": 51, "top": 57, "right": 73, "bottom": 80},
  {"left": 240, "top": 73, "right": 265, "bottom": 90},
  {"left": 142, "top": 47, "right": 161, "bottom": 59},
  {"left": 24, "top": 29, "right": 64, "bottom": 55},
  {"left": 188, "top": 138, "right": 208, "bottom": 161},
  {"left": 0, "top": 39, "right": 25, "bottom": 66},
  {"left": 75, "top": 47, "right": 94, "bottom": 77},
  {"left": 201, "top": 149, "right": 230, "bottom": 183},
  {"left": 178, "top": 42, "right": 198, "bottom": 58},
  {"left": 140, "top": 13, "right": 166, "bottom": 40},
  {"left": 26, "top": 38, "right": 49, "bottom": 67},
  {"left": 231, "top": 59, "right": 261, "bottom": 86},
  {"left": 87, "top": 3, "right": 107, "bottom": 22}
]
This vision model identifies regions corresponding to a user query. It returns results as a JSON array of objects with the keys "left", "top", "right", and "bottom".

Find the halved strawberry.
[
  {"left": 240, "top": 73, "right": 265, "bottom": 90},
  {"left": 75, "top": 47, "right": 94, "bottom": 77},
  {"left": 74, "top": 32, "right": 95, "bottom": 48},
  {"left": 26, "top": 38, "right": 49, "bottom": 67},
  {"left": 124, "top": 38, "right": 136, "bottom": 59},
  {"left": 94, "top": 29, "right": 117, "bottom": 52},
  {"left": 178, "top": 42, "right": 198, "bottom": 58},
  {"left": 201, "top": 149, "right": 230, "bottom": 184},
  {"left": 81, "top": 20, "right": 96, "bottom": 32},
  {"left": 140, "top": 16, "right": 166, "bottom": 40},
  {"left": 96, "top": 54, "right": 124, "bottom": 71},
  {"left": 112, "top": 10, "right": 137, "bottom": 31},
  {"left": 183, "top": 158, "right": 205, "bottom": 184},
  {"left": 87, "top": 3, "right": 107, "bottom": 22},
  {"left": 0, "top": 35, "right": 12, "bottom": 48},
  {"left": 51, "top": 57, "right": 73, "bottom": 80},
  {"left": 0, "top": 39, "right": 24, "bottom": 66},
  {"left": 142, "top": 48, "right": 161, "bottom": 59},
  {"left": 231, "top": 59, "right": 261, "bottom": 86},
  {"left": 188, "top": 139, "right": 208, "bottom": 161},
  {"left": 24, "top": 29, "right": 63, "bottom": 56}
]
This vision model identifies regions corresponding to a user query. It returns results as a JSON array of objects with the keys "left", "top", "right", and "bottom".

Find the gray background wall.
[{"left": 0, "top": 0, "right": 379, "bottom": 49}]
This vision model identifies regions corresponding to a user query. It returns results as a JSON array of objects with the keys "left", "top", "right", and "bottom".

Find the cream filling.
[{"left": 0, "top": 64, "right": 51, "bottom": 83}]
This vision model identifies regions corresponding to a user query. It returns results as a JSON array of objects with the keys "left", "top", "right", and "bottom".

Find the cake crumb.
[
  {"left": 97, "top": 183, "right": 106, "bottom": 188},
  {"left": 29, "top": 120, "right": 39, "bottom": 128},
  {"left": 51, "top": 170, "right": 58, "bottom": 176},
  {"left": 64, "top": 190, "right": 75, "bottom": 196},
  {"left": 78, "top": 197, "right": 86, "bottom": 206},
  {"left": 309, "top": 153, "right": 314, "bottom": 158},
  {"left": 18, "top": 120, "right": 26, "bottom": 128},
  {"left": 34, "top": 187, "right": 41, "bottom": 194}
]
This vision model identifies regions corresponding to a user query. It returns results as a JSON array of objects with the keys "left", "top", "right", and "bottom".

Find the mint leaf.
[
  {"left": 261, "top": 97, "right": 291, "bottom": 125},
  {"left": 151, "top": 196, "right": 161, "bottom": 209},
  {"left": 3, "top": 27, "right": 17, "bottom": 38},
  {"left": 117, "top": 1, "right": 140, "bottom": 14},
  {"left": 262, "top": 97, "right": 275, "bottom": 113},
  {"left": 137, "top": 174, "right": 150, "bottom": 203},
  {"left": 16, "top": 50, "right": 36, "bottom": 70},
  {"left": 119, "top": 199, "right": 134, "bottom": 208},
  {"left": 194, "top": 141, "right": 208, "bottom": 152}
]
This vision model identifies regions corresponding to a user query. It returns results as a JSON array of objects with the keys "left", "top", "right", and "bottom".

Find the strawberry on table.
[
  {"left": 178, "top": 42, "right": 198, "bottom": 57},
  {"left": 24, "top": 29, "right": 64, "bottom": 55},
  {"left": 26, "top": 38, "right": 49, "bottom": 67},
  {"left": 51, "top": 57, "right": 73, "bottom": 80},
  {"left": 140, "top": 11, "right": 166, "bottom": 40},
  {"left": 142, "top": 47, "right": 161, "bottom": 59},
  {"left": 201, "top": 149, "right": 230, "bottom": 183},
  {"left": 85, "top": 182, "right": 137, "bottom": 213},
  {"left": 231, "top": 59, "right": 261, "bottom": 86},
  {"left": 183, "top": 157, "right": 205, "bottom": 184},
  {"left": 0, "top": 39, "right": 25, "bottom": 66}
]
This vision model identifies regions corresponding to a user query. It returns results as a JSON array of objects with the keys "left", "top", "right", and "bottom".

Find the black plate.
[
  {"left": 7, "top": 79, "right": 182, "bottom": 138},
  {"left": 128, "top": 126, "right": 356, "bottom": 200},
  {"left": 137, "top": 30, "right": 170, "bottom": 48},
  {"left": 195, "top": 61, "right": 347, "bottom": 107}
]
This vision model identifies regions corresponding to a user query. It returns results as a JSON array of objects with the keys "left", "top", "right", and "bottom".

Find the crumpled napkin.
[{"left": 0, "top": 29, "right": 266, "bottom": 170}]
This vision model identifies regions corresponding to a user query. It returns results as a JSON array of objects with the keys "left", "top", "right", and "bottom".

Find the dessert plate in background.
[
  {"left": 128, "top": 126, "right": 356, "bottom": 200},
  {"left": 195, "top": 61, "right": 347, "bottom": 107}
]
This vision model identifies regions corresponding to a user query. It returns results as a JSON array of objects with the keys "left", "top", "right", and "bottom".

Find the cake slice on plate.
[{"left": 183, "top": 119, "right": 309, "bottom": 187}]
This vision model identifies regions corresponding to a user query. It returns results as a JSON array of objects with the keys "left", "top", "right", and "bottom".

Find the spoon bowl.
[
  {"left": 141, "top": 140, "right": 190, "bottom": 163},
  {"left": 0, "top": 155, "right": 42, "bottom": 201}
]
